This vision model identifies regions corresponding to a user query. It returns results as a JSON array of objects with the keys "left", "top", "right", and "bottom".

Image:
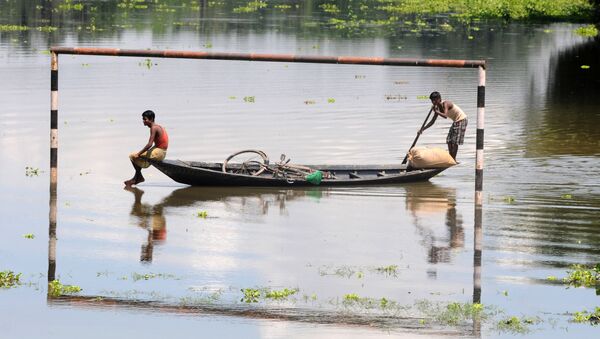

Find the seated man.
[{"left": 124, "top": 110, "right": 169, "bottom": 187}]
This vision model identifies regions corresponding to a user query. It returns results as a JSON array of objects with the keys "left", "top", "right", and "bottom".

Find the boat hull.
[{"left": 151, "top": 159, "right": 448, "bottom": 187}]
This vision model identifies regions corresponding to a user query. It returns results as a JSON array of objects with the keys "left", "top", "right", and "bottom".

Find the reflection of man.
[
  {"left": 125, "top": 187, "right": 167, "bottom": 263},
  {"left": 404, "top": 183, "right": 464, "bottom": 264}
]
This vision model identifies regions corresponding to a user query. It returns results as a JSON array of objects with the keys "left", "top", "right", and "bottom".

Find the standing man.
[
  {"left": 124, "top": 110, "right": 169, "bottom": 187},
  {"left": 419, "top": 91, "right": 468, "bottom": 160}
]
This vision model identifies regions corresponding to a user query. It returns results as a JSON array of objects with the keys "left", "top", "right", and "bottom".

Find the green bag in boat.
[{"left": 305, "top": 170, "right": 323, "bottom": 185}]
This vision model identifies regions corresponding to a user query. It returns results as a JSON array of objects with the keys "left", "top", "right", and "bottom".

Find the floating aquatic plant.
[
  {"left": 374, "top": 265, "right": 399, "bottom": 276},
  {"left": 25, "top": 166, "right": 40, "bottom": 176},
  {"left": 572, "top": 307, "right": 600, "bottom": 325},
  {"left": 197, "top": 211, "right": 208, "bottom": 218},
  {"left": 243, "top": 96, "right": 255, "bottom": 103},
  {"left": 416, "top": 300, "right": 487, "bottom": 326},
  {"left": 0, "top": 271, "right": 22, "bottom": 288},
  {"left": 574, "top": 25, "right": 599, "bottom": 37},
  {"left": 0, "top": 24, "right": 28, "bottom": 32},
  {"left": 48, "top": 280, "right": 82, "bottom": 297},
  {"left": 23, "top": 234, "right": 35, "bottom": 239},
  {"left": 233, "top": 1, "right": 267, "bottom": 13},
  {"left": 264, "top": 288, "right": 298, "bottom": 300},
  {"left": 131, "top": 272, "right": 176, "bottom": 281},
  {"left": 496, "top": 316, "right": 540, "bottom": 333},
  {"left": 241, "top": 288, "right": 261, "bottom": 303},
  {"left": 563, "top": 264, "right": 599, "bottom": 288}
]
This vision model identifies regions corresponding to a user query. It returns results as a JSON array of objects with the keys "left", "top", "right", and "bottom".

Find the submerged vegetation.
[{"left": 416, "top": 300, "right": 488, "bottom": 326}]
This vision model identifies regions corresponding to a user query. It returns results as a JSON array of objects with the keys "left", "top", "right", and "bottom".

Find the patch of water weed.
[
  {"left": 0, "top": 25, "right": 28, "bottom": 32},
  {"left": 572, "top": 307, "right": 600, "bottom": 325},
  {"left": 274, "top": 4, "right": 293, "bottom": 10},
  {"left": 243, "top": 96, "right": 255, "bottom": 103},
  {"left": 240, "top": 287, "right": 299, "bottom": 303},
  {"left": 327, "top": 98, "right": 336, "bottom": 103},
  {"left": 58, "top": 0, "right": 85, "bottom": 11},
  {"left": 0, "top": 270, "right": 22, "bottom": 288},
  {"left": 131, "top": 272, "right": 177, "bottom": 281},
  {"left": 318, "top": 265, "right": 362, "bottom": 279},
  {"left": 196, "top": 210, "right": 208, "bottom": 218},
  {"left": 241, "top": 288, "right": 261, "bottom": 303},
  {"left": 561, "top": 194, "right": 573, "bottom": 199},
  {"left": 25, "top": 166, "right": 40, "bottom": 176},
  {"left": 416, "top": 300, "right": 488, "bottom": 326},
  {"left": 139, "top": 58, "right": 155, "bottom": 69},
  {"left": 496, "top": 315, "right": 542, "bottom": 334},
  {"left": 373, "top": 265, "right": 399, "bottom": 277},
  {"left": 302, "top": 293, "right": 318, "bottom": 302},
  {"left": 320, "top": 3, "right": 340, "bottom": 14},
  {"left": 563, "top": 264, "right": 599, "bottom": 287},
  {"left": 23, "top": 233, "right": 35, "bottom": 239},
  {"left": 117, "top": 0, "right": 149, "bottom": 10},
  {"left": 574, "top": 24, "right": 599, "bottom": 37},
  {"left": 265, "top": 288, "right": 299, "bottom": 300},
  {"left": 338, "top": 293, "right": 406, "bottom": 313},
  {"left": 37, "top": 26, "right": 58, "bottom": 32},
  {"left": 233, "top": 1, "right": 267, "bottom": 13},
  {"left": 180, "top": 291, "right": 223, "bottom": 305},
  {"left": 48, "top": 280, "right": 82, "bottom": 297}
]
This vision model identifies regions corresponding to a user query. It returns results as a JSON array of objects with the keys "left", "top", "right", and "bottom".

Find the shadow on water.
[{"left": 525, "top": 36, "right": 600, "bottom": 157}]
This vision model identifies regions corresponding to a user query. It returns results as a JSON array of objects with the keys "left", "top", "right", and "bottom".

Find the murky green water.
[{"left": 1, "top": 1, "right": 599, "bottom": 338}]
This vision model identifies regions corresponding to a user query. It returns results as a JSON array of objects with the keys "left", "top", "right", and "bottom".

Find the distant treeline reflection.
[{"left": 0, "top": 0, "right": 597, "bottom": 39}]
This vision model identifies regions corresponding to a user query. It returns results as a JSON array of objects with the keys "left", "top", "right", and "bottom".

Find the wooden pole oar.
[{"left": 402, "top": 106, "right": 434, "bottom": 165}]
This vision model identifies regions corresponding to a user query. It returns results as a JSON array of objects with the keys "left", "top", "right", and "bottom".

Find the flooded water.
[{"left": 1, "top": 1, "right": 599, "bottom": 338}]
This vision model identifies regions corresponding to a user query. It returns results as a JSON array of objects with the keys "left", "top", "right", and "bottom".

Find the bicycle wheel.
[{"left": 222, "top": 150, "right": 269, "bottom": 176}]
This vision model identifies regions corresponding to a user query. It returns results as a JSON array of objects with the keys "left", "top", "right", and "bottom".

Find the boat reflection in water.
[
  {"left": 123, "top": 186, "right": 328, "bottom": 262},
  {"left": 404, "top": 182, "right": 464, "bottom": 265}
]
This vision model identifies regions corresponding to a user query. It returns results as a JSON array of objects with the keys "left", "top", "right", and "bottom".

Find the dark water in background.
[{"left": 1, "top": 1, "right": 599, "bottom": 338}]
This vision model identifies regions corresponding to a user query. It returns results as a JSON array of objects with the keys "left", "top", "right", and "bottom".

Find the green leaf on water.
[
  {"left": 561, "top": 194, "right": 573, "bottom": 199},
  {"left": 23, "top": 234, "right": 35, "bottom": 239},
  {"left": 581, "top": 65, "right": 590, "bottom": 69}
]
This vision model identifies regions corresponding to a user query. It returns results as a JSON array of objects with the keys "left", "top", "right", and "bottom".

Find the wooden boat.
[{"left": 150, "top": 159, "right": 448, "bottom": 187}]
